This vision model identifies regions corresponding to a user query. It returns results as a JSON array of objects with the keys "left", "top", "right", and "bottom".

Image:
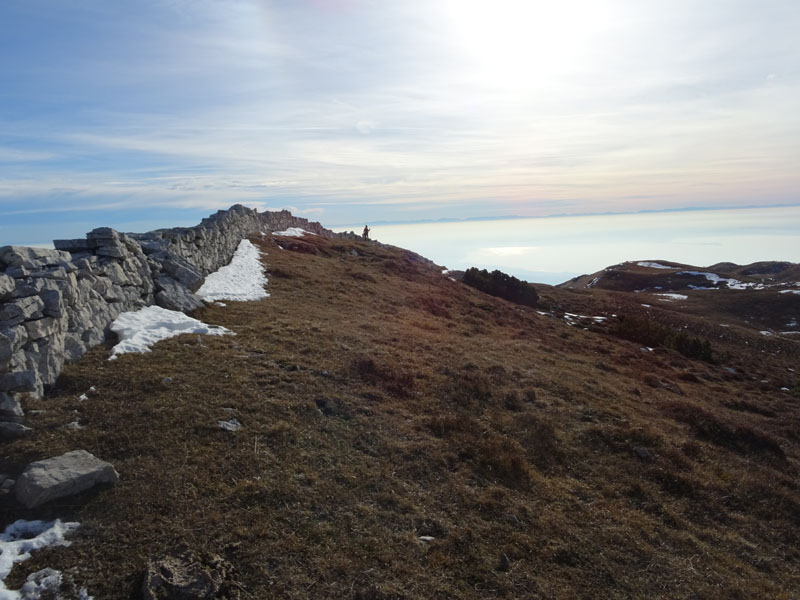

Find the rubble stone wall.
[{"left": 0, "top": 205, "right": 332, "bottom": 436}]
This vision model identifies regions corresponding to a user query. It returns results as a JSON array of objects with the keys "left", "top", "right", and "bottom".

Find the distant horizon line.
[{"left": 328, "top": 202, "right": 800, "bottom": 230}]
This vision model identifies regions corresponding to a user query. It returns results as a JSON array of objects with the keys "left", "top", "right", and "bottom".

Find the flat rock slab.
[{"left": 15, "top": 449, "right": 119, "bottom": 508}]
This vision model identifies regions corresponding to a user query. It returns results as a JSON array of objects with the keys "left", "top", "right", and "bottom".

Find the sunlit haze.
[
  {"left": 340, "top": 205, "right": 800, "bottom": 284},
  {"left": 1, "top": 1, "right": 798, "bottom": 270}
]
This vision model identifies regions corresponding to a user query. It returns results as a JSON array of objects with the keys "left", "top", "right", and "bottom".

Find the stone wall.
[{"left": 0, "top": 205, "right": 333, "bottom": 438}]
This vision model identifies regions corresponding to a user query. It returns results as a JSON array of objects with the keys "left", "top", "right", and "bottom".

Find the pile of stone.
[{"left": 1, "top": 205, "right": 337, "bottom": 438}]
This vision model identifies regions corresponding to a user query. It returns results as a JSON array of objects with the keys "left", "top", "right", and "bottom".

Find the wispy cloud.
[{"left": 1, "top": 0, "right": 798, "bottom": 242}]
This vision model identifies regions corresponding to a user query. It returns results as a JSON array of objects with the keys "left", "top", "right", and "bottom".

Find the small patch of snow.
[
  {"left": 0, "top": 519, "right": 80, "bottom": 599},
  {"left": 641, "top": 304, "right": 651, "bottom": 308},
  {"left": 78, "top": 393, "right": 88, "bottom": 402},
  {"left": 779, "top": 289, "right": 800, "bottom": 295},
  {"left": 273, "top": 227, "right": 314, "bottom": 237},
  {"left": 637, "top": 262, "right": 674, "bottom": 269},
  {"left": 760, "top": 331, "right": 773, "bottom": 336},
  {"left": 655, "top": 293, "right": 688, "bottom": 301},
  {"left": 418, "top": 536, "right": 435, "bottom": 542},
  {"left": 196, "top": 239, "right": 269, "bottom": 302},
  {"left": 109, "top": 306, "right": 233, "bottom": 359},
  {"left": 64, "top": 421, "right": 85, "bottom": 430}
]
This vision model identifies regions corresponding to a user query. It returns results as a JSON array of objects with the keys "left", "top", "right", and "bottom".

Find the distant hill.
[{"left": 560, "top": 259, "right": 800, "bottom": 292}]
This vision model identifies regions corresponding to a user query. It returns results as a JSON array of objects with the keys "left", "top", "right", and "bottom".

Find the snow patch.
[
  {"left": 679, "top": 271, "right": 769, "bottom": 290},
  {"left": 637, "top": 262, "right": 674, "bottom": 270},
  {"left": 655, "top": 293, "right": 688, "bottom": 301},
  {"left": 0, "top": 519, "right": 81, "bottom": 599},
  {"left": 273, "top": 227, "right": 314, "bottom": 237},
  {"left": 110, "top": 306, "right": 233, "bottom": 359},
  {"left": 779, "top": 289, "right": 800, "bottom": 295},
  {"left": 196, "top": 239, "right": 269, "bottom": 302}
]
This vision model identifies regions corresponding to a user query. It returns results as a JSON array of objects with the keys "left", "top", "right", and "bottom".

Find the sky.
[{"left": 1, "top": 0, "right": 799, "bottom": 245}]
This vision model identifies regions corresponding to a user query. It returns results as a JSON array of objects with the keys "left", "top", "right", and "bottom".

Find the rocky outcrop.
[{"left": 0, "top": 205, "right": 335, "bottom": 436}]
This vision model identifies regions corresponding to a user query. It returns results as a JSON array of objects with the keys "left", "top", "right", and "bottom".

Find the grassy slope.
[{"left": 2, "top": 234, "right": 799, "bottom": 599}]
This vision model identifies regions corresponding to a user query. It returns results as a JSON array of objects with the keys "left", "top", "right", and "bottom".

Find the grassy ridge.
[{"left": 1, "top": 234, "right": 798, "bottom": 598}]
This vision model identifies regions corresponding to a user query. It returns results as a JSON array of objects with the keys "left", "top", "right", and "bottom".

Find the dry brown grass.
[{"left": 1, "top": 234, "right": 798, "bottom": 598}]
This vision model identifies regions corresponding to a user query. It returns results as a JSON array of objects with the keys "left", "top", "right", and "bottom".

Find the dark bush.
[
  {"left": 518, "top": 413, "right": 562, "bottom": 472},
  {"left": 352, "top": 356, "right": 415, "bottom": 397},
  {"left": 462, "top": 267, "right": 538, "bottom": 307},
  {"left": 666, "top": 401, "right": 785, "bottom": 459},
  {"left": 611, "top": 314, "right": 713, "bottom": 362},
  {"left": 475, "top": 435, "right": 532, "bottom": 489}
]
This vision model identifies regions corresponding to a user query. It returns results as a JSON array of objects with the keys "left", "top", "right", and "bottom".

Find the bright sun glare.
[{"left": 444, "top": 0, "right": 615, "bottom": 88}]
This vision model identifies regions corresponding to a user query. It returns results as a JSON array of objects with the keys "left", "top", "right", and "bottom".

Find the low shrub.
[
  {"left": 427, "top": 414, "right": 481, "bottom": 439},
  {"left": 517, "top": 413, "right": 562, "bottom": 472},
  {"left": 352, "top": 356, "right": 415, "bottom": 397},
  {"left": 611, "top": 314, "right": 714, "bottom": 362},
  {"left": 666, "top": 401, "right": 785, "bottom": 459},
  {"left": 442, "top": 368, "right": 493, "bottom": 407},
  {"left": 475, "top": 435, "right": 532, "bottom": 489}
]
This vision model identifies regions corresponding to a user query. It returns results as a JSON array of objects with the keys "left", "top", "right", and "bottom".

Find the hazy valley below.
[{"left": 343, "top": 205, "right": 800, "bottom": 285}]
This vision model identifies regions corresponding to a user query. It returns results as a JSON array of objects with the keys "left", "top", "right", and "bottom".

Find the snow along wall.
[{"left": 0, "top": 205, "right": 333, "bottom": 437}]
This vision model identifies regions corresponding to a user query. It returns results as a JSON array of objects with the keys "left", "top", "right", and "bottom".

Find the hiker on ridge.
[{"left": 363, "top": 225, "right": 370, "bottom": 241}]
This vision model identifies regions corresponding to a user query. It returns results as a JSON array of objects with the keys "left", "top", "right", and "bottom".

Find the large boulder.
[{"left": 15, "top": 450, "right": 119, "bottom": 508}]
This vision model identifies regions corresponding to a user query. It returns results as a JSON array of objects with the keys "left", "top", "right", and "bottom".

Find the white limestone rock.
[{"left": 15, "top": 449, "right": 119, "bottom": 508}]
